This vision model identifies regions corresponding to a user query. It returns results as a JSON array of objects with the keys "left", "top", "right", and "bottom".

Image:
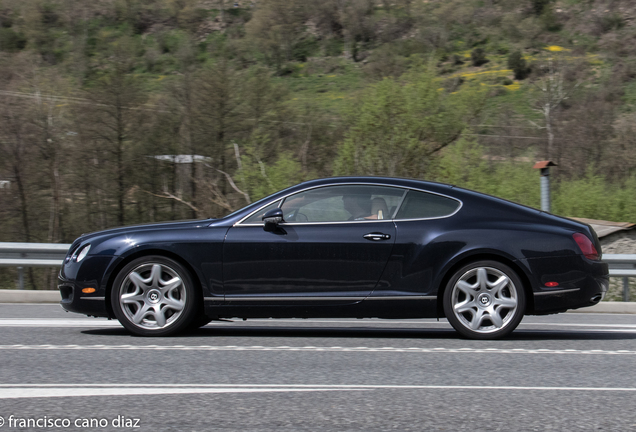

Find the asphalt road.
[{"left": 0, "top": 304, "right": 635, "bottom": 431}]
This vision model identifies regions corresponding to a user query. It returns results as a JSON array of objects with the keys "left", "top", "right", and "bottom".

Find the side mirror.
[{"left": 262, "top": 208, "right": 284, "bottom": 232}]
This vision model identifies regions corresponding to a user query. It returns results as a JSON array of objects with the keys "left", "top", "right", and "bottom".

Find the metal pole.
[
  {"left": 624, "top": 277, "right": 630, "bottom": 302},
  {"left": 18, "top": 266, "right": 24, "bottom": 290},
  {"left": 540, "top": 168, "right": 551, "bottom": 213}
]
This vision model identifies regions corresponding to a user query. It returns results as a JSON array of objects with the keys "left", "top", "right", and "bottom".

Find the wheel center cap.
[
  {"left": 478, "top": 293, "right": 492, "bottom": 307},
  {"left": 148, "top": 290, "right": 161, "bottom": 304}
]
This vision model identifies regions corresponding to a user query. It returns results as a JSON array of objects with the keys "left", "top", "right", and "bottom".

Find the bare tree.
[
  {"left": 192, "top": 58, "right": 245, "bottom": 212},
  {"left": 80, "top": 36, "right": 147, "bottom": 226},
  {"left": 169, "top": 38, "right": 200, "bottom": 218},
  {"left": 531, "top": 57, "right": 578, "bottom": 161},
  {"left": 29, "top": 77, "right": 73, "bottom": 243}
]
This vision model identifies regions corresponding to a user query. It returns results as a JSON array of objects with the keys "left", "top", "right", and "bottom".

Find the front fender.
[{"left": 73, "top": 225, "right": 229, "bottom": 300}]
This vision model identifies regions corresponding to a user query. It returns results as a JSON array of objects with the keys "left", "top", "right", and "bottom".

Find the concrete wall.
[{"left": 600, "top": 230, "right": 636, "bottom": 301}]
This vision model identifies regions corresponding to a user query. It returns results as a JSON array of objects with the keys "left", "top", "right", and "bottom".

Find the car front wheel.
[
  {"left": 443, "top": 260, "right": 525, "bottom": 340},
  {"left": 111, "top": 256, "right": 197, "bottom": 336}
]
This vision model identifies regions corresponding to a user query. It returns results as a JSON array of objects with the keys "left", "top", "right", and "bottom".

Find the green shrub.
[
  {"left": 0, "top": 27, "right": 26, "bottom": 52},
  {"left": 452, "top": 54, "right": 465, "bottom": 65},
  {"left": 597, "top": 13, "right": 625, "bottom": 34},
  {"left": 471, "top": 48, "right": 489, "bottom": 67},
  {"left": 292, "top": 37, "right": 319, "bottom": 62},
  {"left": 323, "top": 38, "right": 343, "bottom": 57},
  {"left": 531, "top": 0, "right": 551, "bottom": 16},
  {"left": 541, "top": 9, "right": 563, "bottom": 32},
  {"left": 507, "top": 50, "right": 529, "bottom": 80}
]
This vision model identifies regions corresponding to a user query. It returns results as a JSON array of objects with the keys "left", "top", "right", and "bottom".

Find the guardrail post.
[
  {"left": 624, "top": 277, "right": 630, "bottom": 302},
  {"left": 533, "top": 161, "right": 557, "bottom": 213},
  {"left": 17, "top": 266, "right": 24, "bottom": 290}
]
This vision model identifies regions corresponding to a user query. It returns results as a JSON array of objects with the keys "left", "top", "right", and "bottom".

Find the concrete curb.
[
  {"left": 0, "top": 289, "right": 61, "bottom": 303},
  {"left": 0, "top": 289, "right": 635, "bottom": 313}
]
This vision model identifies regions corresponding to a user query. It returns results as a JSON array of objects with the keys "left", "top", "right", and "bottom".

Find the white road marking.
[
  {"left": 0, "top": 384, "right": 634, "bottom": 399},
  {"left": 0, "top": 387, "right": 361, "bottom": 399},
  {"left": 246, "top": 319, "right": 636, "bottom": 329},
  {"left": 0, "top": 319, "right": 121, "bottom": 327},
  {"left": 1, "top": 318, "right": 636, "bottom": 331},
  {"left": 0, "top": 344, "right": 635, "bottom": 355},
  {"left": 523, "top": 322, "right": 636, "bottom": 328}
]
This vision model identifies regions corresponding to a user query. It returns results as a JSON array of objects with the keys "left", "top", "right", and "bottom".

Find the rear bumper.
[
  {"left": 523, "top": 256, "right": 609, "bottom": 314},
  {"left": 532, "top": 274, "right": 609, "bottom": 314}
]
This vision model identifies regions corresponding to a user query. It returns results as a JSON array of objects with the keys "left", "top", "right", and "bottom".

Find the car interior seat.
[{"left": 371, "top": 197, "right": 390, "bottom": 220}]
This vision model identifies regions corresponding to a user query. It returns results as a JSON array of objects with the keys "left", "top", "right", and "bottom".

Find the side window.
[
  {"left": 280, "top": 185, "right": 404, "bottom": 223},
  {"left": 395, "top": 190, "right": 460, "bottom": 219},
  {"left": 241, "top": 200, "right": 281, "bottom": 224}
]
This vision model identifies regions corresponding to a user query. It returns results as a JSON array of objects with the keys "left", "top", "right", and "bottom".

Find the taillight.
[{"left": 573, "top": 233, "right": 599, "bottom": 261}]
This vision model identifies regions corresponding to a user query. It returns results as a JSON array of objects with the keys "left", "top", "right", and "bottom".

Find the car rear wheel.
[
  {"left": 443, "top": 260, "right": 525, "bottom": 340},
  {"left": 188, "top": 314, "right": 213, "bottom": 331},
  {"left": 111, "top": 256, "right": 197, "bottom": 336}
]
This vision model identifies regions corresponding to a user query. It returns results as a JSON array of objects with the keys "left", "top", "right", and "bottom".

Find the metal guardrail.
[
  {"left": 0, "top": 243, "right": 634, "bottom": 299},
  {"left": 0, "top": 243, "right": 71, "bottom": 290},
  {"left": 604, "top": 254, "right": 636, "bottom": 302}
]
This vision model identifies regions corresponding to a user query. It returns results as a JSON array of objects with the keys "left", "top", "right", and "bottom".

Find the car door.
[
  {"left": 368, "top": 188, "right": 463, "bottom": 298},
  {"left": 222, "top": 184, "right": 405, "bottom": 303}
]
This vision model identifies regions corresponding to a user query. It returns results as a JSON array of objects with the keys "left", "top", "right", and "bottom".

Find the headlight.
[{"left": 75, "top": 244, "right": 91, "bottom": 262}]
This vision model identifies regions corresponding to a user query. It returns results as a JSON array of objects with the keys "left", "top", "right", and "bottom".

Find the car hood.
[{"left": 78, "top": 219, "right": 214, "bottom": 241}]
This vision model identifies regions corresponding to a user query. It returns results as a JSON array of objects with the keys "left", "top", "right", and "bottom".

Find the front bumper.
[
  {"left": 58, "top": 279, "right": 110, "bottom": 317},
  {"left": 58, "top": 255, "right": 115, "bottom": 318}
]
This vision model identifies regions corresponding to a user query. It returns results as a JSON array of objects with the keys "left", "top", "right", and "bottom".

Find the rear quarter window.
[{"left": 395, "top": 190, "right": 461, "bottom": 219}]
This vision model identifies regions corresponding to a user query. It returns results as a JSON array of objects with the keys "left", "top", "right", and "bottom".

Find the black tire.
[
  {"left": 111, "top": 255, "right": 198, "bottom": 337},
  {"left": 443, "top": 260, "right": 525, "bottom": 340},
  {"left": 187, "top": 314, "right": 214, "bottom": 331}
]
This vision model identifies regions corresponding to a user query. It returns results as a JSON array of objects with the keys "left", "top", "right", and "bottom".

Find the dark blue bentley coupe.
[{"left": 59, "top": 177, "right": 609, "bottom": 339}]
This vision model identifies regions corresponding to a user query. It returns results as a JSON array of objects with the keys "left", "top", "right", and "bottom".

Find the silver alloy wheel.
[
  {"left": 118, "top": 263, "right": 186, "bottom": 330},
  {"left": 450, "top": 266, "right": 518, "bottom": 334}
]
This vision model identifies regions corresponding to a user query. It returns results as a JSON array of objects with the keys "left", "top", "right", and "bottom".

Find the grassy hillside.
[{"left": 1, "top": 0, "right": 636, "bottom": 288}]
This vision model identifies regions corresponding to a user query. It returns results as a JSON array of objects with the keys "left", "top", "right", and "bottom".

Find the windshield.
[{"left": 218, "top": 183, "right": 298, "bottom": 220}]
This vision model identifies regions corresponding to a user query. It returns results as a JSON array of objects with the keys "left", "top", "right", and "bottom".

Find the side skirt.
[{"left": 202, "top": 297, "right": 438, "bottom": 320}]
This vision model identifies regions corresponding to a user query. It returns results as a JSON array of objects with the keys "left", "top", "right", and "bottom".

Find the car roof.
[{"left": 291, "top": 176, "right": 456, "bottom": 194}]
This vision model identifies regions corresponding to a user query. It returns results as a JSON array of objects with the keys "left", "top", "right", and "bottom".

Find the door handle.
[{"left": 363, "top": 233, "right": 391, "bottom": 241}]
